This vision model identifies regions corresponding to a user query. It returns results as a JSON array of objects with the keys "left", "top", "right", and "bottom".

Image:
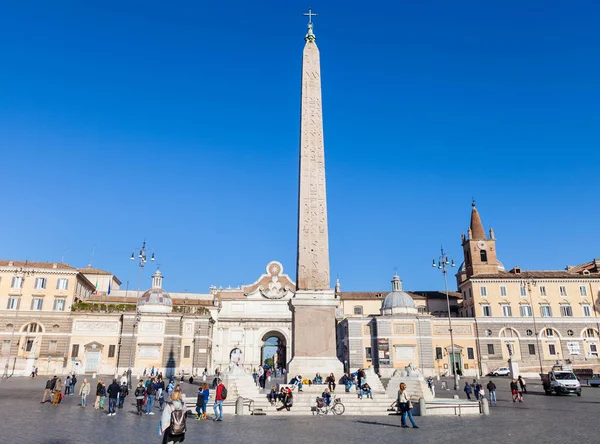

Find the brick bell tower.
[{"left": 461, "top": 201, "right": 501, "bottom": 278}]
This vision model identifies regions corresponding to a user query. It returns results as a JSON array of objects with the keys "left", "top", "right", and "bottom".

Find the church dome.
[
  {"left": 138, "top": 270, "right": 173, "bottom": 314},
  {"left": 381, "top": 273, "right": 417, "bottom": 315}
]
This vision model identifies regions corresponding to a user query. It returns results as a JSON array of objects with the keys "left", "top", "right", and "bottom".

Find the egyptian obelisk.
[{"left": 288, "top": 9, "right": 344, "bottom": 377}]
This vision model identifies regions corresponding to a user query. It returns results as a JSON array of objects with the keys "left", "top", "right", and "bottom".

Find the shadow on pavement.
[{"left": 356, "top": 420, "right": 403, "bottom": 428}]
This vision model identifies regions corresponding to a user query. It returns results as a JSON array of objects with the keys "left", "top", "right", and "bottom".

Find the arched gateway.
[{"left": 261, "top": 331, "right": 287, "bottom": 371}]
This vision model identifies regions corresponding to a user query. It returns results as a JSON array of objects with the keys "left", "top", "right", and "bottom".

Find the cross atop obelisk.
[{"left": 296, "top": 7, "right": 330, "bottom": 292}]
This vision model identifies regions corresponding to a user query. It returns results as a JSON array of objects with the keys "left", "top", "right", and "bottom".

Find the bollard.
[
  {"left": 419, "top": 397, "right": 427, "bottom": 416},
  {"left": 441, "top": 381, "right": 447, "bottom": 390},
  {"left": 453, "top": 394, "right": 459, "bottom": 399},
  {"left": 235, "top": 396, "right": 245, "bottom": 415},
  {"left": 92, "top": 372, "right": 97, "bottom": 379},
  {"left": 481, "top": 398, "right": 490, "bottom": 416}
]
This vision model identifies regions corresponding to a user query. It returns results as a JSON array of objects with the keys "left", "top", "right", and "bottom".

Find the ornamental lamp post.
[
  {"left": 126, "top": 241, "right": 154, "bottom": 388},
  {"left": 432, "top": 247, "right": 458, "bottom": 390}
]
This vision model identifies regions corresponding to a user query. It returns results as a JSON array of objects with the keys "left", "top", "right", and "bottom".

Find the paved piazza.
[{"left": 0, "top": 376, "right": 598, "bottom": 443}]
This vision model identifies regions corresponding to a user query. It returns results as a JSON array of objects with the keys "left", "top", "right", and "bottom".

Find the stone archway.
[{"left": 261, "top": 331, "right": 287, "bottom": 371}]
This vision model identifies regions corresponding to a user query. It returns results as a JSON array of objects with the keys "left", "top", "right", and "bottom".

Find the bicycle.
[{"left": 312, "top": 397, "right": 345, "bottom": 415}]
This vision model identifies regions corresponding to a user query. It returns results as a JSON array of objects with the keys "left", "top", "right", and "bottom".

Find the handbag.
[{"left": 407, "top": 400, "right": 413, "bottom": 410}]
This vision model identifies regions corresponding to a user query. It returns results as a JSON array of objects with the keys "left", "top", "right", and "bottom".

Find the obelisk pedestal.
[{"left": 288, "top": 16, "right": 343, "bottom": 379}]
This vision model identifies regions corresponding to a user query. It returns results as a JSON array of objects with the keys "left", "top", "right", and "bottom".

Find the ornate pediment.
[{"left": 244, "top": 261, "right": 295, "bottom": 300}]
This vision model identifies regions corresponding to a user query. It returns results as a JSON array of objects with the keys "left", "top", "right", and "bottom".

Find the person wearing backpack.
[
  {"left": 213, "top": 379, "right": 226, "bottom": 422},
  {"left": 160, "top": 387, "right": 187, "bottom": 444},
  {"left": 134, "top": 381, "right": 146, "bottom": 416}
]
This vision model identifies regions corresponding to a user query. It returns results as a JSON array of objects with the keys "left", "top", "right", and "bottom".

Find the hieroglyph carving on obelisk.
[{"left": 296, "top": 20, "right": 330, "bottom": 292}]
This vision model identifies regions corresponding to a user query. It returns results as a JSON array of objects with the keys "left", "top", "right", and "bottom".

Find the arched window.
[
  {"left": 584, "top": 328, "right": 599, "bottom": 339},
  {"left": 480, "top": 250, "right": 488, "bottom": 262},
  {"left": 500, "top": 327, "right": 519, "bottom": 338},
  {"left": 21, "top": 322, "right": 41, "bottom": 333},
  {"left": 542, "top": 328, "right": 557, "bottom": 338},
  {"left": 353, "top": 306, "right": 363, "bottom": 316}
]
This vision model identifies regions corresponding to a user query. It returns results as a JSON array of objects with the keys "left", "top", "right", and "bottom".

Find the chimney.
[{"left": 52, "top": 263, "right": 58, "bottom": 269}]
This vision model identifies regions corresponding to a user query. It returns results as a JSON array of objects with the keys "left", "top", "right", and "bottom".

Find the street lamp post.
[
  {"left": 432, "top": 247, "right": 458, "bottom": 390},
  {"left": 3, "top": 262, "right": 36, "bottom": 378},
  {"left": 126, "top": 241, "right": 154, "bottom": 388},
  {"left": 522, "top": 278, "right": 544, "bottom": 375}
]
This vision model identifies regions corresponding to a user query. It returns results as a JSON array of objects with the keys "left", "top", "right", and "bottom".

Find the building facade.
[
  {"left": 0, "top": 261, "right": 95, "bottom": 376},
  {"left": 457, "top": 203, "right": 600, "bottom": 375},
  {"left": 338, "top": 273, "right": 480, "bottom": 378}
]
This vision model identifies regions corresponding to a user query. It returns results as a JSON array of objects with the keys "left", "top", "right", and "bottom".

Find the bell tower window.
[{"left": 480, "top": 250, "right": 488, "bottom": 262}]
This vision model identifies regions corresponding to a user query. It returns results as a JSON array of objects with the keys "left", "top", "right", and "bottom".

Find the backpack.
[
  {"left": 220, "top": 386, "right": 228, "bottom": 400},
  {"left": 170, "top": 406, "right": 187, "bottom": 436}
]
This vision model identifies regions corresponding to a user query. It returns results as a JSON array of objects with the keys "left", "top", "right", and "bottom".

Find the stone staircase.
[{"left": 249, "top": 374, "right": 395, "bottom": 416}]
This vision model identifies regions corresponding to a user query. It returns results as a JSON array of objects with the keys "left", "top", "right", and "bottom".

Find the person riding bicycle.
[{"left": 322, "top": 388, "right": 332, "bottom": 407}]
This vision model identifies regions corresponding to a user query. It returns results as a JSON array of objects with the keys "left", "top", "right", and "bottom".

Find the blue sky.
[{"left": 1, "top": 1, "right": 598, "bottom": 293}]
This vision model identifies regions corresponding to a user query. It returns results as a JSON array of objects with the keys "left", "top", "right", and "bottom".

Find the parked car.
[
  {"left": 491, "top": 367, "right": 511, "bottom": 376},
  {"left": 582, "top": 374, "right": 600, "bottom": 387}
]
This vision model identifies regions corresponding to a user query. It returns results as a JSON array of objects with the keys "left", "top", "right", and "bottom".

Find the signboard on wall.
[
  {"left": 377, "top": 339, "right": 390, "bottom": 365},
  {"left": 567, "top": 342, "right": 580, "bottom": 355}
]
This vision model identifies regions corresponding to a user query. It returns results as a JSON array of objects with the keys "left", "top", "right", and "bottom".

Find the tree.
[{"left": 264, "top": 357, "right": 274, "bottom": 368}]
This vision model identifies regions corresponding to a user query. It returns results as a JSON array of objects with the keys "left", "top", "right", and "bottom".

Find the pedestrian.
[
  {"left": 213, "top": 379, "right": 226, "bottom": 421},
  {"left": 167, "top": 379, "right": 175, "bottom": 401},
  {"left": 510, "top": 378, "right": 523, "bottom": 403},
  {"left": 65, "top": 375, "right": 71, "bottom": 396},
  {"left": 70, "top": 373, "right": 77, "bottom": 395},
  {"left": 426, "top": 376, "right": 435, "bottom": 397},
  {"left": 120, "top": 372, "right": 128, "bottom": 387},
  {"left": 99, "top": 382, "right": 107, "bottom": 409},
  {"left": 180, "top": 369, "right": 184, "bottom": 382},
  {"left": 151, "top": 366, "right": 155, "bottom": 377},
  {"left": 160, "top": 387, "right": 187, "bottom": 444},
  {"left": 118, "top": 379, "right": 129, "bottom": 409},
  {"left": 80, "top": 378, "right": 91, "bottom": 408},
  {"left": 35, "top": 366, "right": 38, "bottom": 377},
  {"left": 134, "top": 380, "right": 146, "bottom": 416},
  {"left": 143, "top": 368, "right": 147, "bottom": 377},
  {"left": 107, "top": 378, "right": 121, "bottom": 416},
  {"left": 146, "top": 377, "right": 157, "bottom": 415},
  {"left": 94, "top": 379, "right": 103, "bottom": 409},
  {"left": 52, "top": 377, "right": 63, "bottom": 405},
  {"left": 464, "top": 381, "right": 472, "bottom": 400},
  {"left": 157, "top": 377, "right": 166, "bottom": 410},
  {"left": 398, "top": 382, "right": 418, "bottom": 429},
  {"left": 486, "top": 380, "right": 497, "bottom": 406},
  {"left": 30, "top": 368, "right": 36, "bottom": 378},
  {"left": 518, "top": 375, "right": 527, "bottom": 393},
  {"left": 474, "top": 380, "right": 482, "bottom": 401},
  {"left": 40, "top": 376, "right": 53, "bottom": 403}
]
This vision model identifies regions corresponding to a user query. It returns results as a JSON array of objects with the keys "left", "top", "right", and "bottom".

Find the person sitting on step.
[{"left": 359, "top": 383, "right": 373, "bottom": 399}]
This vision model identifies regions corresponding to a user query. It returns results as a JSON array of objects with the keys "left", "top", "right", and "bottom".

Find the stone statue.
[{"left": 405, "top": 363, "right": 423, "bottom": 378}]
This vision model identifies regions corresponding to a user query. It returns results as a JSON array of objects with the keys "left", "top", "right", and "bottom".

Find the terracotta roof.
[
  {"left": 471, "top": 271, "right": 600, "bottom": 280},
  {"left": 469, "top": 203, "right": 486, "bottom": 240},
  {"left": 567, "top": 259, "right": 600, "bottom": 274},
  {"left": 78, "top": 267, "right": 111, "bottom": 275},
  {"left": 85, "top": 294, "right": 213, "bottom": 307},
  {"left": 340, "top": 291, "right": 457, "bottom": 301},
  {"left": 410, "top": 291, "right": 462, "bottom": 300},
  {"left": 339, "top": 292, "right": 387, "bottom": 300},
  {"left": 0, "top": 260, "right": 76, "bottom": 270},
  {"left": 78, "top": 266, "right": 122, "bottom": 285}
]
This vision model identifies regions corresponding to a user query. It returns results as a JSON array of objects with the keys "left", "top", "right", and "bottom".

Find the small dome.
[
  {"left": 381, "top": 272, "right": 417, "bottom": 315},
  {"left": 382, "top": 291, "right": 416, "bottom": 309},
  {"left": 138, "top": 288, "right": 173, "bottom": 313},
  {"left": 138, "top": 269, "right": 173, "bottom": 314}
]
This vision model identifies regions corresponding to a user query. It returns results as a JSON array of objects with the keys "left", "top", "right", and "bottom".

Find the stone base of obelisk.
[{"left": 287, "top": 290, "right": 344, "bottom": 379}]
